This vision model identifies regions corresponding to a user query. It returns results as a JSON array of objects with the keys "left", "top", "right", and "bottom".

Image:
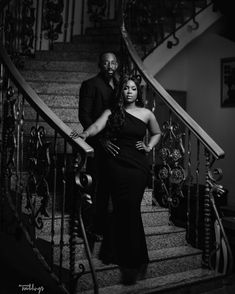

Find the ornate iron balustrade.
[
  {"left": 121, "top": 0, "right": 233, "bottom": 276},
  {"left": 123, "top": 0, "right": 216, "bottom": 58},
  {"left": 0, "top": 35, "right": 98, "bottom": 294},
  {"left": 0, "top": 0, "right": 119, "bottom": 57}
]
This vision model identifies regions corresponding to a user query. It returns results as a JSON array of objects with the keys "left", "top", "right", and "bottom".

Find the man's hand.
[{"left": 99, "top": 138, "right": 120, "bottom": 156}]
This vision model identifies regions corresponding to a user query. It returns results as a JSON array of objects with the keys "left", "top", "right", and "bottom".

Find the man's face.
[{"left": 100, "top": 53, "right": 118, "bottom": 78}]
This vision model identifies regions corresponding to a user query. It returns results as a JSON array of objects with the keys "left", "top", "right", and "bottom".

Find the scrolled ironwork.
[
  {"left": 206, "top": 166, "right": 234, "bottom": 274},
  {"left": 42, "top": 0, "right": 64, "bottom": 48},
  {"left": 2, "top": 86, "right": 17, "bottom": 177},
  {"left": 87, "top": 0, "right": 107, "bottom": 26},
  {"left": 123, "top": 0, "right": 214, "bottom": 58},
  {"left": 25, "top": 125, "right": 51, "bottom": 230},
  {"left": 157, "top": 117, "right": 186, "bottom": 209},
  {"left": 21, "top": 0, "right": 35, "bottom": 56},
  {"left": 167, "top": 33, "right": 179, "bottom": 49}
]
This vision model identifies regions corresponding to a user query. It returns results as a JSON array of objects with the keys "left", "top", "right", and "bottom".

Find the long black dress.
[{"left": 99, "top": 111, "right": 150, "bottom": 269}]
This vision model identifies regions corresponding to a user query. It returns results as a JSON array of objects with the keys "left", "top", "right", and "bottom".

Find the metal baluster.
[
  {"left": 50, "top": 130, "right": 58, "bottom": 270},
  {"left": 186, "top": 129, "right": 192, "bottom": 243},
  {"left": 195, "top": 139, "right": 200, "bottom": 248},
  {"left": 59, "top": 139, "right": 67, "bottom": 282},
  {"left": 107, "top": 0, "right": 111, "bottom": 19},
  {"left": 203, "top": 148, "right": 212, "bottom": 267},
  {"left": 70, "top": 0, "right": 76, "bottom": 42},
  {"left": 15, "top": 91, "right": 25, "bottom": 217},
  {"left": 63, "top": 0, "right": 69, "bottom": 43},
  {"left": 0, "top": 63, "right": 4, "bottom": 229},
  {"left": 34, "top": 0, "right": 40, "bottom": 51},
  {"left": 81, "top": 0, "right": 85, "bottom": 35},
  {"left": 39, "top": 0, "right": 45, "bottom": 51}
]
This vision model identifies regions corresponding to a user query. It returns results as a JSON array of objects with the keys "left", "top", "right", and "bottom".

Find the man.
[{"left": 78, "top": 51, "right": 119, "bottom": 237}]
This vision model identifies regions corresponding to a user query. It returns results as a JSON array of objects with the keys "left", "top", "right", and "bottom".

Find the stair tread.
[
  {"left": 38, "top": 224, "right": 185, "bottom": 245},
  {"left": 81, "top": 268, "right": 218, "bottom": 294},
  {"left": 21, "top": 70, "right": 94, "bottom": 83},
  {"left": 53, "top": 245, "right": 201, "bottom": 273},
  {"left": 82, "top": 245, "right": 201, "bottom": 270},
  {"left": 23, "top": 60, "right": 98, "bottom": 73}
]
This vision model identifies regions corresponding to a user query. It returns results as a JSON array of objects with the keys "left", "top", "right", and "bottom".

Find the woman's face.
[{"left": 123, "top": 80, "right": 138, "bottom": 104}]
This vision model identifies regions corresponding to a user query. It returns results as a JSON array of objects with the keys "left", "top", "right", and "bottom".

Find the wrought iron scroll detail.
[
  {"left": 87, "top": 0, "right": 107, "bottom": 26},
  {"left": 3, "top": 1, "right": 35, "bottom": 65},
  {"left": 25, "top": 126, "right": 51, "bottom": 230},
  {"left": 42, "top": 0, "right": 64, "bottom": 49},
  {"left": 21, "top": 0, "right": 35, "bottom": 57},
  {"left": 207, "top": 165, "right": 233, "bottom": 274},
  {"left": 1, "top": 86, "right": 18, "bottom": 234},
  {"left": 1, "top": 86, "right": 17, "bottom": 180},
  {"left": 69, "top": 154, "right": 98, "bottom": 294},
  {"left": 156, "top": 119, "right": 185, "bottom": 208}
]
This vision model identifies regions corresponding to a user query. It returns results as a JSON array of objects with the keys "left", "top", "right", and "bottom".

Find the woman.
[{"left": 72, "top": 75, "right": 161, "bottom": 283}]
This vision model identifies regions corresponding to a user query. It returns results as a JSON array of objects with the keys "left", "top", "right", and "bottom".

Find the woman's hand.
[
  {"left": 99, "top": 138, "right": 120, "bottom": 156},
  {"left": 70, "top": 130, "right": 88, "bottom": 140},
  {"left": 136, "top": 141, "right": 152, "bottom": 153}
]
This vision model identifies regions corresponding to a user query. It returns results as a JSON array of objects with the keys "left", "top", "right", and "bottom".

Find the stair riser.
[
  {"left": 36, "top": 209, "right": 171, "bottom": 239},
  {"left": 34, "top": 51, "right": 98, "bottom": 61},
  {"left": 53, "top": 43, "right": 119, "bottom": 53},
  {"left": 28, "top": 81, "right": 81, "bottom": 95},
  {"left": 24, "top": 105, "right": 79, "bottom": 123},
  {"left": 85, "top": 26, "right": 120, "bottom": 36},
  {"left": 142, "top": 211, "right": 170, "bottom": 227},
  {"left": 38, "top": 94, "right": 78, "bottom": 108},
  {"left": 76, "top": 254, "right": 202, "bottom": 291},
  {"left": 22, "top": 71, "right": 94, "bottom": 83},
  {"left": 23, "top": 60, "right": 98, "bottom": 73},
  {"left": 72, "top": 35, "right": 120, "bottom": 44},
  {"left": 49, "top": 230, "right": 187, "bottom": 262}
]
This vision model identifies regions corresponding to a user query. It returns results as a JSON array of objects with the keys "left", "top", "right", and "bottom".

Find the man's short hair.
[{"left": 98, "top": 51, "right": 119, "bottom": 68}]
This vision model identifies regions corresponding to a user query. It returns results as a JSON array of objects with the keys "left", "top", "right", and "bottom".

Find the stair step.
[
  {"left": 36, "top": 93, "right": 78, "bottom": 108},
  {"left": 37, "top": 225, "right": 187, "bottom": 262},
  {"left": 53, "top": 41, "right": 119, "bottom": 53},
  {"left": 72, "top": 34, "right": 121, "bottom": 44},
  {"left": 21, "top": 70, "right": 94, "bottom": 83},
  {"left": 28, "top": 81, "right": 81, "bottom": 95},
  {"left": 81, "top": 268, "right": 219, "bottom": 294},
  {"left": 23, "top": 59, "right": 98, "bottom": 73},
  {"left": 85, "top": 26, "right": 120, "bottom": 36},
  {"left": 34, "top": 50, "right": 98, "bottom": 61},
  {"left": 36, "top": 205, "right": 170, "bottom": 238},
  {"left": 73, "top": 246, "right": 202, "bottom": 291},
  {"left": 24, "top": 104, "right": 78, "bottom": 123}
]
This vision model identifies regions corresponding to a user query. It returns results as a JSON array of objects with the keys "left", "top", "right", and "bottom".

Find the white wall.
[{"left": 155, "top": 25, "right": 235, "bottom": 206}]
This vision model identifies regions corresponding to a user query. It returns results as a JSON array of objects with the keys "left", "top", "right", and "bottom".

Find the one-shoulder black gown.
[{"left": 99, "top": 111, "right": 150, "bottom": 269}]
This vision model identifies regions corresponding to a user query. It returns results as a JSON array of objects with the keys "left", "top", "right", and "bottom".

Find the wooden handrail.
[
  {"left": 0, "top": 43, "right": 94, "bottom": 157},
  {"left": 121, "top": 23, "right": 224, "bottom": 160}
]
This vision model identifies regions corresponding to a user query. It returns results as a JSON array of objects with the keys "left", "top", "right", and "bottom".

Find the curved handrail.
[
  {"left": 144, "top": 1, "right": 215, "bottom": 58},
  {"left": 0, "top": 43, "right": 94, "bottom": 157},
  {"left": 120, "top": 22, "right": 224, "bottom": 160}
]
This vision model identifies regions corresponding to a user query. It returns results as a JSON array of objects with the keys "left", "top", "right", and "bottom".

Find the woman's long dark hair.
[{"left": 105, "top": 74, "right": 145, "bottom": 139}]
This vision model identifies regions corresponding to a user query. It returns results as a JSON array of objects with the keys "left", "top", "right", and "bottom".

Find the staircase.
[
  {"left": 36, "top": 190, "right": 219, "bottom": 294},
  {"left": 18, "top": 20, "right": 225, "bottom": 293}
]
